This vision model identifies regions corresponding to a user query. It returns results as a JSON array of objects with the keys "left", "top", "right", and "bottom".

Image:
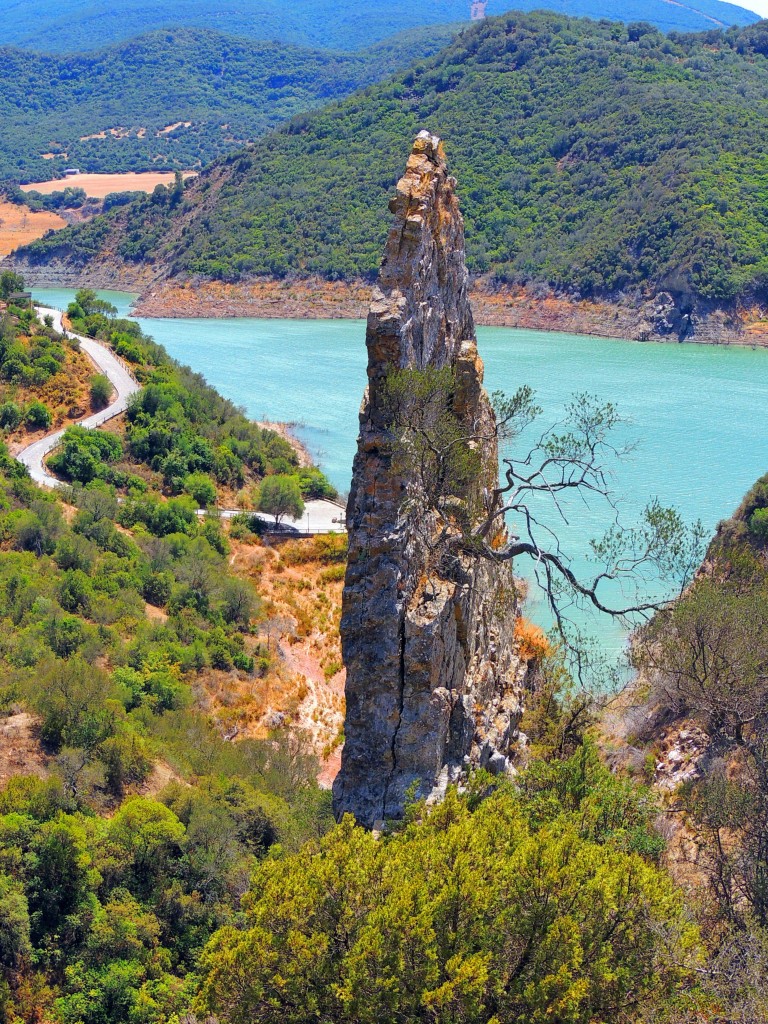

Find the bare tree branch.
[{"left": 384, "top": 367, "right": 706, "bottom": 646}]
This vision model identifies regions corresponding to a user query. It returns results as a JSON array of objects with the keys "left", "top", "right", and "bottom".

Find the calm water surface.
[{"left": 34, "top": 288, "right": 768, "bottom": 656}]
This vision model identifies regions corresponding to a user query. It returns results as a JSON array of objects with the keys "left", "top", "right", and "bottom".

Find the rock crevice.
[{"left": 332, "top": 132, "right": 524, "bottom": 829}]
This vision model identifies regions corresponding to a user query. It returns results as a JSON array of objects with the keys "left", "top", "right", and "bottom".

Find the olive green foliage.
[
  {"left": 198, "top": 746, "right": 698, "bottom": 1024},
  {"left": 0, "top": 466, "right": 265, "bottom": 764},
  {"left": 0, "top": 290, "right": 342, "bottom": 1020},
  {"left": 629, "top": 491, "right": 768, "bottom": 1006},
  {"left": 48, "top": 426, "right": 122, "bottom": 484},
  {"left": 518, "top": 647, "right": 598, "bottom": 761},
  {"left": 0, "top": 873, "right": 31, "bottom": 970},
  {"left": 0, "top": 25, "right": 458, "bottom": 182},
  {"left": 184, "top": 472, "right": 217, "bottom": 508},
  {"left": 385, "top": 365, "right": 482, "bottom": 529},
  {"left": 0, "top": 445, "right": 333, "bottom": 1021},
  {"left": 258, "top": 474, "right": 305, "bottom": 524},
  {"left": 295, "top": 466, "right": 338, "bottom": 500},
  {"left": 89, "top": 374, "right": 112, "bottom": 411},
  {"left": 0, "top": 298, "right": 66, "bottom": 413},
  {"left": 0, "top": 272, "right": 24, "bottom": 301},
  {"left": 624, "top": 478, "right": 768, "bottom": 1019},
  {"left": 0, "top": 0, "right": 755, "bottom": 54},
  {"left": 34, "top": 13, "right": 768, "bottom": 306},
  {"left": 637, "top": 558, "right": 768, "bottom": 929},
  {"left": 0, "top": 773, "right": 329, "bottom": 1024},
  {"left": 23, "top": 401, "right": 51, "bottom": 431}
]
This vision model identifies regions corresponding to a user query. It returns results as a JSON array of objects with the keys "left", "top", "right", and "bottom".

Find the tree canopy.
[
  {"left": 0, "top": 26, "right": 457, "bottom": 182},
  {"left": 197, "top": 749, "right": 700, "bottom": 1024},
  {"left": 25, "top": 12, "right": 768, "bottom": 309},
  {"left": 0, "top": 0, "right": 754, "bottom": 54}
]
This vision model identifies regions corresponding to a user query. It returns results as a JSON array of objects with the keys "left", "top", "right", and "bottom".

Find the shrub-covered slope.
[
  {"left": 23, "top": 13, "right": 768, "bottom": 309},
  {"left": 0, "top": 26, "right": 458, "bottom": 183},
  {"left": 0, "top": 292, "right": 344, "bottom": 1023},
  {"left": 0, "top": 0, "right": 757, "bottom": 53}
]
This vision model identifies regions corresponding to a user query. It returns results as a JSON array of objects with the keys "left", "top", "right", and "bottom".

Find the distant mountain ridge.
[
  {"left": 0, "top": 0, "right": 758, "bottom": 53},
  {"left": 17, "top": 11, "right": 768, "bottom": 322},
  {"left": 0, "top": 26, "right": 458, "bottom": 183}
]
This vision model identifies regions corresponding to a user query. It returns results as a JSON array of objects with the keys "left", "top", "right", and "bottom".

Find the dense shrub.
[
  {"left": 48, "top": 426, "right": 122, "bottom": 483},
  {"left": 89, "top": 373, "right": 112, "bottom": 410},
  {"left": 24, "top": 401, "right": 52, "bottom": 431},
  {"left": 258, "top": 474, "right": 304, "bottom": 524},
  {"left": 198, "top": 750, "right": 700, "bottom": 1024}
]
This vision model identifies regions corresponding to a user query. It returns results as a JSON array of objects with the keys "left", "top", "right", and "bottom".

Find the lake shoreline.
[
  {"left": 16, "top": 264, "right": 768, "bottom": 346},
  {"left": 131, "top": 278, "right": 768, "bottom": 349},
  {"left": 257, "top": 420, "right": 314, "bottom": 468},
  {"left": 30, "top": 283, "right": 768, "bottom": 649}
]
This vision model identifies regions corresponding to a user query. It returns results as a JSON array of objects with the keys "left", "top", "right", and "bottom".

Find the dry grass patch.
[
  {"left": 0, "top": 200, "right": 66, "bottom": 257},
  {"left": 0, "top": 713, "right": 49, "bottom": 785},
  {"left": 221, "top": 534, "right": 347, "bottom": 777},
  {"left": 21, "top": 171, "right": 197, "bottom": 199},
  {"left": 4, "top": 330, "right": 97, "bottom": 452}
]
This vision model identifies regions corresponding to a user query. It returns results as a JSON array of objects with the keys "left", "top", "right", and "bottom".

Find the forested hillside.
[
  {"left": 0, "top": 0, "right": 757, "bottom": 52},
  {"left": 0, "top": 27, "right": 457, "bottom": 182},
  {"left": 0, "top": 293, "right": 343, "bottom": 1022},
  {"left": 22, "top": 13, "right": 768, "bottom": 310}
]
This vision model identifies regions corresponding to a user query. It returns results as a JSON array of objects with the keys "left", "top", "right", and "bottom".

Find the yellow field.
[
  {"left": 21, "top": 170, "right": 197, "bottom": 199},
  {"left": 0, "top": 200, "right": 66, "bottom": 257}
]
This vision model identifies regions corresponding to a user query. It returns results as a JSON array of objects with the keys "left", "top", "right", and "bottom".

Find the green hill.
[
  {"left": 0, "top": 26, "right": 458, "bottom": 183},
  {"left": 0, "top": 0, "right": 758, "bottom": 53},
  {"left": 20, "top": 12, "right": 768, "bottom": 310}
]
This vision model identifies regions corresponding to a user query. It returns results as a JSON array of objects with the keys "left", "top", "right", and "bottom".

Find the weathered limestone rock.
[{"left": 332, "top": 131, "right": 524, "bottom": 829}]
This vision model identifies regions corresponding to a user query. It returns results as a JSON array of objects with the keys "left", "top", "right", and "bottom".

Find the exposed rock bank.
[
  {"left": 78, "top": 273, "right": 768, "bottom": 346},
  {"left": 332, "top": 132, "right": 525, "bottom": 830},
  {"left": 10, "top": 253, "right": 768, "bottom": 348},
  {"left": 7, "top": 259, "right": 155, "bottom": 294}
]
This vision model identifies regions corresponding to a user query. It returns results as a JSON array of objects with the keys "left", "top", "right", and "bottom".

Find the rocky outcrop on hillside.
[{"left": 332, "top": 131, "right": 524, "bottom": 830}]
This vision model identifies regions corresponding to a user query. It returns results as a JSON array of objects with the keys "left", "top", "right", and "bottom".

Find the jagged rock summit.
[{"left": 332, "top": 131, "right": 524, "bottom": 829}]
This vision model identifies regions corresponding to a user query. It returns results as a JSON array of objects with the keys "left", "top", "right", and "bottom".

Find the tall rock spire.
[{"left": 332, "top": 132, "right": 523, "bottom": 829}]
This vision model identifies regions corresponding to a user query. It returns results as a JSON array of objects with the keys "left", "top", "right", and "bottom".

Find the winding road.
[
  {"left": 16, "top": 304, "right": 347, "bottom": 534},
  {"left": 16, "top": 305, "right": 141, "bottom": 488}
]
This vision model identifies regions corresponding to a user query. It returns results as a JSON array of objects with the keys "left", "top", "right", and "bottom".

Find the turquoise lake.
[{"left": 33, "top": 287, "right": 768, "bottom": 658}]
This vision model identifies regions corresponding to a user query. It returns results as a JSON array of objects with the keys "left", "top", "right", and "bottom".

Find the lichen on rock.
[{"left": 332, "top": 131, "right": 525, "bottom": 829}]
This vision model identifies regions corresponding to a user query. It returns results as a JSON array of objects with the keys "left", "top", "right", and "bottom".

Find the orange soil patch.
[
  {"left": 137, "top": 759, "right": 187, "bottom": 798},
  {"left": 79, "top": 127, "right": 134, "bottom": 141},
  {"left": 0, "top": 200, "right": 66, "bottom": 257},
  {"left": 209, "top": 535, "right": 346, "bottom": 785},
  {"left": 0, "top": 714, "right": 49, "bottom": 785},
  {"left": 158, "top": 121, "right": 191, "bottom": 135},
  {"left": 21, "top": 171, "right": 197, "bottom": 199},
  {"left": 144, "top": 602, "right": 169, "bottom": 623},
  {"left": 134, "top": 276, "right": 768, "bottom": 347}
]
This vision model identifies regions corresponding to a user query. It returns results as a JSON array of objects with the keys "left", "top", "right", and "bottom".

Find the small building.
[
  {"left": 470, "top": 1, "right": 487, "bottom": 18},
  {"left": 64, "top": 168, "right": 81, "bottom": 176},
  {"left": 7, "top": 291, "right": 32, "bottom": 307}
]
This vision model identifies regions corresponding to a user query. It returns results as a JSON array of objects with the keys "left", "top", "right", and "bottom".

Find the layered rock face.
[{"left": 332, "top": 131, "right": 524, "bottom": 829}]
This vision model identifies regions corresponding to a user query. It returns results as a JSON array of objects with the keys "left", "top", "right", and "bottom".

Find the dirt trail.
[{"left": 0, "top": 714, "right": 49, "bottom": 785}]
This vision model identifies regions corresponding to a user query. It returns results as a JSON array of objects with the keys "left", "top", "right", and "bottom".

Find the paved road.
[
  {"left": 16, "top": 306, "right": 142, "bottom": 488},
  {"left": 17, "top": 306, "right": 348, "bottom": 534},
  {"left": 218, "top": 498, "right": 347, "bottom": 534}
]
